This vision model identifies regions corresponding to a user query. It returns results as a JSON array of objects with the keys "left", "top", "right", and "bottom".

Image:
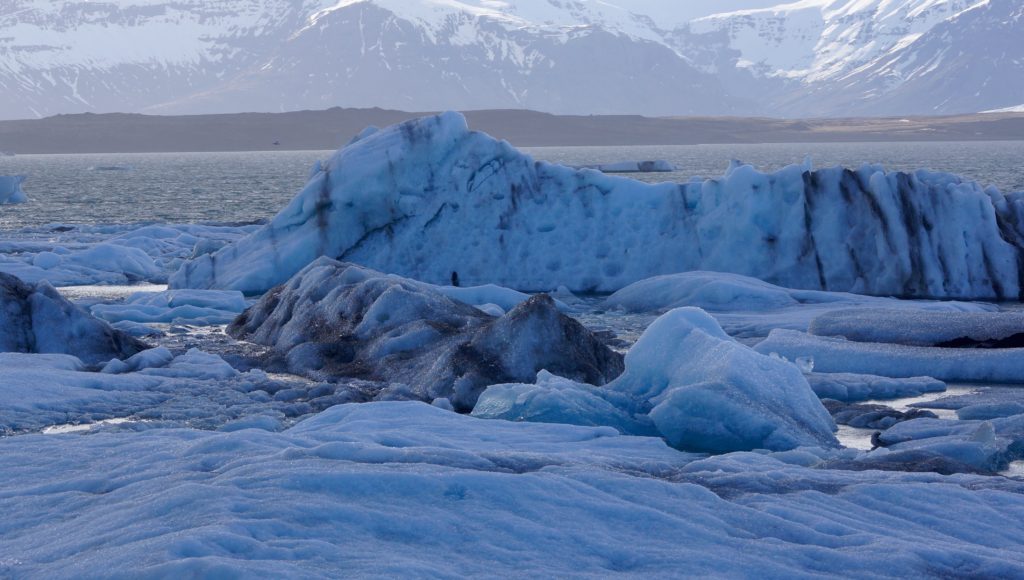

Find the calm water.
[{"left": 2, "top": 141, "right": 1023, "bottom": 229}]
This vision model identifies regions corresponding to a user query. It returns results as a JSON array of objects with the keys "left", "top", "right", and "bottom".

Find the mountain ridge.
[{"left": 0, "top": 0, "right": 1019, "bottom": 119}]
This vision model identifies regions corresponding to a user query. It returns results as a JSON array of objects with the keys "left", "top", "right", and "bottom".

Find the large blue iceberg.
[{"left": 172, "top": 112, "right": 1024, "bottom": 300}]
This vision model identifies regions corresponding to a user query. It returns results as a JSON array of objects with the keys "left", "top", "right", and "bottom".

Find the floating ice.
[
  {"left": 172, "top": 112, "right": 1024, "bottom": 300},
  {"left": 806, "top": 372, "right": 947, "bottom": 402},
  {"left": 575, "top": 160, "right": 676, "bottom": 173},
  {"left": 0, "top": 272, "right": 147, "bottom": 364},
  {"left": 0, "top": 222, "right": 259, "bottom": 286},
  {"left": 810, "top": 308, "right": 1024, "bottom": 347},
  {"left": 476, "top": 307, "right": 838, "bottom": 453},
  {"left": 604, "top": 271, "right": 992, "bottom": 314},
  {"left": 0, "top": 175, "right": 27, "bottom": 204},
  {"left": 756, "top": 329, "right": 1024, "bottom": 383},
  {"left": 228, "top": 258, "right": 622, "bottom": 410},
  {"left": 91, "top": 289, "right": 248, "bottom": 325}
]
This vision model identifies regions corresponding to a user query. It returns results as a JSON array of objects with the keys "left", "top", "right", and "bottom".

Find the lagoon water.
[{"left": 2, "top": 141, "right": 1023, "bottom": 229}]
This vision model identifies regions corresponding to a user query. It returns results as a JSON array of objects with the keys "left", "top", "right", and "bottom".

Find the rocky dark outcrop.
[{"left": 228, "top": 258, "right": 624, "bottom": 411}]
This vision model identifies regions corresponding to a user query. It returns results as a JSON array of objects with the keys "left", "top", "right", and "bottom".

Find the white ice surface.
[
  {"left": 171, "top": 113, "right": 1024, "bottom": 300},
  {"left": 2, "top": 402, "right": 1024, "bottom": 577},
  {"left": 756, "top": 330, "right": 1024, "bottom": 383}
]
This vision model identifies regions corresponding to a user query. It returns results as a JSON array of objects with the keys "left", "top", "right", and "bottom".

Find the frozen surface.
[
  {"left": 806, "top": 372, "right": 947, "bottom": 402},
  {"left": 0, "top": 222, "right": 257, "bottom": 286},
  {"left": 0, "top": 175, "right": 27, "bottom": 204},
  {"left": 810, "top": 308, "right": 1024, "bottom": 347},
  {"left": 476, "top": 308, "right": 838, "bottom": 453},
  {"left": 605, "top": 271, "right": 993, "bottom": 314},
  {"left": 871, "top": 415, "right": 1024, "bottom": 474},
  {"left": 0, "top": 347, "right": 365, "bottom": 435},
  {"left": 756, "top": 330, "right": 1024, "bottom": 384},
  {"left": 228, "top": 258, "right": 623, "bottom": 410},
  {"left": 0, "top": 271, "right": 147, "bottom": 364},
  {"left": 172, "top": 113, "right": 1024, "bottom": 300},
  {"left": 91, "top": 289, "right": 248, "bottom": 325},
  {"left": 3, "top": 402, "right": 1024, "bottom": 577}
]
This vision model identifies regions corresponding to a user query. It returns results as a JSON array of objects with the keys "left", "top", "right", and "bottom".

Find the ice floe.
[
  {"left": 810, "top": 308, "right": 1024, "bottom": 347},
  {"left": 91, "top": 289, "right": 248, "bottom": 325},
  {"left": 756, "top": 330, "right": 1024, "bottom": 383}
]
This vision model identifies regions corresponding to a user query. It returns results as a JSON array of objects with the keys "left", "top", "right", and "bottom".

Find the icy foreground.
[
  {"left": 173, "top": 112, "right": 1024, "bottom": 300},
  {"left": 0, "top": 272, "right": 146, "bottom": 364},
  {"left": 3, "top": 402, "right": 1024, "bottom": 577},
  {"left": 474, "top": 308, "right": 839, "bottom": 453},
  {"left": 228, "top": 258, "right": 623, "bottom": 410},
  {"left": 0, "top": 175, "right": 27, "bottom": 204}
]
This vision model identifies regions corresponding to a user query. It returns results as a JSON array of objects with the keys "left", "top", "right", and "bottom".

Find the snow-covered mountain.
[{"left": 0, "top": 0, "right": 1019, "bottom": 119}]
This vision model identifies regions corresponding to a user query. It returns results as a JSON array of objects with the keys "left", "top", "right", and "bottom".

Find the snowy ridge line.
[{"left": 173, "top": 112, "right": 1024, "bottom": 301}]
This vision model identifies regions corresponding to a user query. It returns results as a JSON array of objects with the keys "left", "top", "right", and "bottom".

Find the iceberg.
[
  {"left": 0, "top": 175, "right": 27, "bottom": 204},
  {"left": 475, "top": 307, "right": 839, "bottom": 453},
  {"left": 172, "top": 112, "right": 1024, "bottom": 300},
  {"left": 227, "top": 258, "right": 623, "bottom": 410},
  {"left": 0, "top": 272, "right": 147, "bottom": 365}
]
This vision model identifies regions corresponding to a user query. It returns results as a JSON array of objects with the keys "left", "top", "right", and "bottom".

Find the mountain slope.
[{"left": 0, "top": 0, "right": 1018, "bottom": 119}]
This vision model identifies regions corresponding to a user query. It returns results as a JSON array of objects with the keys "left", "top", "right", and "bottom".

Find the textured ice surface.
[
  {"left": 605, "top": 271, "right": 993, "bottom": 314},
  {"left": 810, "top": 308, "right": 1024, "bottom": 347},
  {"left": 0, "top": 347, "right": 363, "bottom": 435},
  {"left": 228, "top": 258, "right": 622, "bottom": 410},
  {"left": 756, "top": 330, "right": 1024, "bottom": 383},
  {"left": 3, "top": 402, "right": 1024, "bottom": 577},
  {"left": 0, "top": 175, "right": 27, "bottom": 204},
  {"left": 0, "top": 271, "right": 147, "bottom": 364},
  {"left": 476, "top": 308, "right": 838, "bottom": 453},
  {"left": 871, "top": 415, "right": 1024, "bottom": 474},
  {"left": 172, "top": 113, "right": 1024, "bottom": 300},
  {"left": 0, "top": 222, "right": 257, "bottom": 286},
  {"left": 806, "top": 372, "right": 947, "bottom": 402},
  {"left": 91, "top": 289, "right": 248, "bottom": 325}
]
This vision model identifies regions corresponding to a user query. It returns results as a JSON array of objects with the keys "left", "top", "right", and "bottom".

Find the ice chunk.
[
  {"left": 756, "top": 329, "right": 1024, "bottom": 383},
  {"left": 227, "top": 258, "right": 623, "bottom": 410},
  {"left": 171, "top": 113, "right": 1024, "bottom": 300},
  {"left": 806, "top": 372, "right": 946, "bottom": 402},
  {"left": 0, "top": 272, "right": 147, "bottom": 364},
  {"left": 91, "top": 289, "right": 248, "bottom": 325},
  {"left": 867, "top": 416, "right": 1024, "bottom": 474},
  {"left": 477, "top": 308, "right": 838, "bottom": 453},
  {"left": 0, "top": 175, "right": 27, "bottom": 204},
  {"left": 810, "top": 308, "right": 1024, "bottom": 347}
]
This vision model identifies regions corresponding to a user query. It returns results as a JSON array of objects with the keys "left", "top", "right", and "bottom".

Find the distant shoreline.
[{"left": 1, "top": 107, "right": 1022, "bottom": 155}]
